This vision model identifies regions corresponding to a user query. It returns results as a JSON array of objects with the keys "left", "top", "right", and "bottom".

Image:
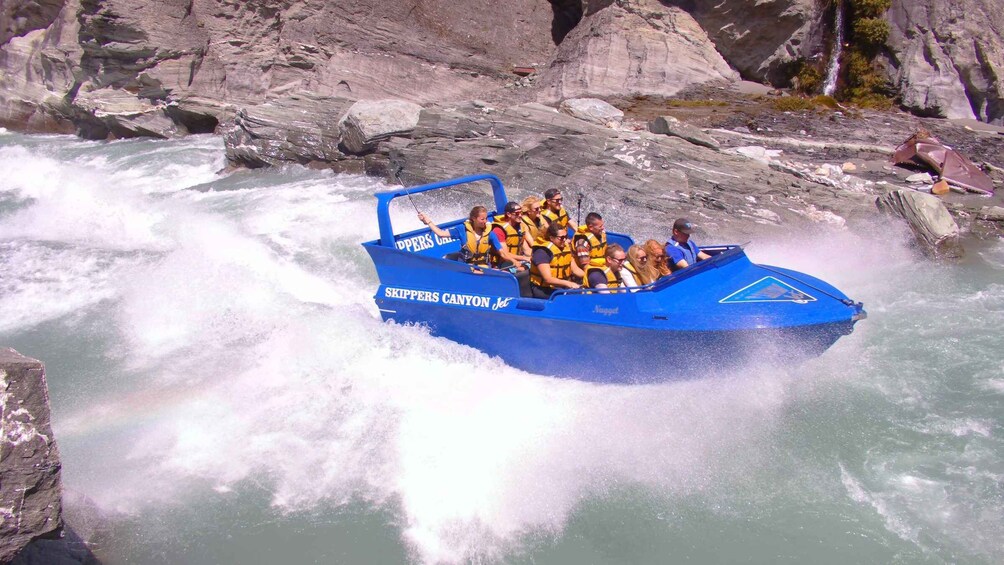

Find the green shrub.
[
  {"left": 795, "top": 62, "right": 823, "bottom": 94},
  {"left": 810, "top": 95, "right": 841, "bottom": 109},
  {"left": 771, "top": 96, "right": 818, "bottom": 112},
  {"left": 666, "top": 99, "right": 728, "bottom": 108},
  {"left": 853, "top": 17, "right": 890, "bottom": 47},
  {"left": 850, "top": 0, "right": 892, "bottom": 18}
]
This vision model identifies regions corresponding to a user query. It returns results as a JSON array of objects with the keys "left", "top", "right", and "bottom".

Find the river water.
[{"left": 1, "top": 131, "right": 1001, "bottom": 564}]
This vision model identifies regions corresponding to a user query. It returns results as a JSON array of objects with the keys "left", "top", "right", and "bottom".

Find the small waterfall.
[{"left": 822, "top": 0, "right": 845, "bottom": 96}]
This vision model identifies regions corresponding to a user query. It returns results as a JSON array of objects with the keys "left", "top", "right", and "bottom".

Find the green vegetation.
[
  {"left": 840, "top": 0, "right": 895, "bottom": 108},
  {"left": 784, "top": 0, "right": 896, "bottom": 108},
  {"left": 665, "top": 99, "right": 729, "bottom": 108},
  {"left": 794, "top": 62, "right": 823, "bottom": 94},
  {"left": 770, "top": 95, "right": 843, "bottom": 112},
  {"left": 852, "top": 17, "right": 890, "bottom": 48},
  {"left": 850, "top": 0, "right": 892, "bottom": 18}
]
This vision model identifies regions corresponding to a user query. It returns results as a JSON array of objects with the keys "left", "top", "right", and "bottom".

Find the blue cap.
[{"left": 673, "top": 218, "right": 695, "bottom": 234}]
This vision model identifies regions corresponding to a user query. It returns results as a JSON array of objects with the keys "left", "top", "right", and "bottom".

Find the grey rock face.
[
  {"left": 681, "top": 0, "right": 821, "bottom": 85},
  {"left": 223, "top": 93, "right": 354, "bottom": 169},
  {"left": 886, "top": 0, "right": 1004, "bottom": 124},
  {"left": 649, "top": 116, "right": 721, "bottom": 150},
  {"left": 340, "top": 99, "right": 423, "bottom": 155},
  {"left": 558, "top": 98, "right": 624, "bottom": 127},
  {"left": 876, "top": 189, "right": 964, "bottom": 258},
  {"left": 538, "top": 1, "right": 740, "bottom": 101},
  {"left": 0, "top": 348, "right": 62, "bottom": 564}
]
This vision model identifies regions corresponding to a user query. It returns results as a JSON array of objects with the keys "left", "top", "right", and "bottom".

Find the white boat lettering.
[
  {"left": 384, "top": 287, "right": 440, "bottom": 303},
  {"left": 594, "top": 305, "right": 619, "bottom": 316},
  {"left": 491, "top": 297, "right": 514, "bottom": 311},
  {"left": 442, "top": 292, "right": 491, "bottom": 308},
  {"left": 396, "top": 233, "right": 435, "bottom": 252}
]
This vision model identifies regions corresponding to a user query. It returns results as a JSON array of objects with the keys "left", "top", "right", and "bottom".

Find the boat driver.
[
  {"left": 539, "top": 188, "right": 577, "bottom": 231},
  {"left": 665, "top": 218, "right": 711, "bottom": 272},
  {"left": 489, "top": 201, "right": 532, "bottom": 271},
  {"left": 419, "top": 206, "right": 492, "bottom": 267},
  {"left": 529, "top": 222, "right": 584, "bottom": 298}
]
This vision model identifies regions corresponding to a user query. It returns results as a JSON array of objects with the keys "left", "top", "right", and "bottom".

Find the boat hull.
[{"left": 376, "top": 297, "right": 855, "bottom": 383}]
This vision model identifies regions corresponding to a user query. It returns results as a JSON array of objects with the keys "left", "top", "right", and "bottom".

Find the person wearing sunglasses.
[
  {"left": 529, "top": 222, "right": 585, "bottom": 298},
  {"left": 583, "top": 244, "right": 627, "bottom": 293},
  {"left": 644, "top": 239, "right": 672, "bottom": 279},
  {"left": 539, "top": 188, "right": 578, "bottom": 232},
  {"left": 488, "top": 201, "right": 531, "bottom": 271},
  {"left": 665, "top": 218, "right": 711, "bottom": 272},
  {"left": 626, "top": 244, "right": 656, "bottom": 285},
  {"left": 520, "top": 195, "right": 545, "bottom": 248}
]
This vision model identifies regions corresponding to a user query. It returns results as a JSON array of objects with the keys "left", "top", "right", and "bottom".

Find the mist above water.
[{"left": 1, "top": 133, "right": 1001, "bottom": 564}]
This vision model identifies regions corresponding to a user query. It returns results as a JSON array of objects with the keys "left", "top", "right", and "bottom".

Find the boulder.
[
  {"left": 0, "top": 348, "right": 62, "bottom": 563},
  {"left": 340, "top": 99, "right": 423, "bottom": 155},
  {"left": 537, "top": 1, "right": 739, "bottom": 102},
  {"left": 649, "top": 116, "right": 721, "bottom": 150},
  {"left": 223, "top": 93, "right": 354, "bottom": 168},
  {"left": 876, "top": 189, "right": 964, "bottom": 258},
  {"left": 558, "top": 98, "right": 624, "bottom": 127}
]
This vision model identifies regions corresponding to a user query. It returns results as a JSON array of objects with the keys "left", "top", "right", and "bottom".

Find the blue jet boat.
[{"left": 362, "top": 174, "right": 866, "bottom": 383}]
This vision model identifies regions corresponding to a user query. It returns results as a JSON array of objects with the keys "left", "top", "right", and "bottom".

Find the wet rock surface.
[
  {"left": 0, "top": 349, "right": 61, "bottom": 563},
  {"left": 223, "top": 85, "right": 1003, "bottom": 247}
]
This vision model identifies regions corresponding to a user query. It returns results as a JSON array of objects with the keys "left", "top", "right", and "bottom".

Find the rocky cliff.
[
  {"left": 0, "top": 349, "right": 62, "bottom": 564},
  {"left": 1, "top": 0, "right": 1002, "bottom": 139}
]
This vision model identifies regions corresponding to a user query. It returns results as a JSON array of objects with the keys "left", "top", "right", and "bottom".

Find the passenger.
[
  {"left": 489, "top": 201, "right": 531, "bottom": 271},
  {"left": 520, "top": 195, "right": 545, "bottom": 249},
  {"left": 529, "top": 222, "right": 584, "bottom": 298},
  {"left": 418, "top": 206, "right": 491, "bottom": 267},
  {"left": 539, "top": 188, "right": 578, "bottom": 231},
  {"left": 665, "top": 218, "right": 711, "bottom": 272},
  {"left": 644, "top": 239, "right": 672, "bottom": 279},
  {"left": 573, "top": 212, "right": 607, "bottom": 265},
  {"left": 569, "top": 237, "right": 593, "bottom": 284},
  {"left": 583, "top": 244, "right": 627, "bottom": 293},
  {"left": 626, "top": 244, "right": 657, "bottom": 285}
]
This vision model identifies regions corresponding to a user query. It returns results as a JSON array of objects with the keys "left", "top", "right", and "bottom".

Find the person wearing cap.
[
  {"left": 665, "top": 218, "right": 711, "bottom": 272},
  {"left": 489, "top": 201, "right": 531, "bottom": 271}
]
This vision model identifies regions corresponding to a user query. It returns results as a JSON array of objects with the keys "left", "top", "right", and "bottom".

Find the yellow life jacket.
[
  {"left": 574, "top": 225, "right": 607, "bottom": 263},
  {"left": 490, "top": 215, "right": 523, "bottom": 259},
  {"left": 540, "top": 200, "right": 570, "bottom": 229},
  {"left": 461, "top": 220, "right": 491, "bottom": 266},
  {"left": 530, "top": 241, "right": 572, "bottom": 288},
  {"left": 624, "top": 261, "right": 643, "bottom": 283},
  {"left": 521, "top": 215, "right": 544, "bottom": 244},
  {"left": 583, "top": 265, "right": 622, "bottom": 289}
]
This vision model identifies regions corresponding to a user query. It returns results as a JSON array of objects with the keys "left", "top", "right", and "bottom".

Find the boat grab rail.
[{"left": 374, "top": 173, "right": 509, "bottom": 248}]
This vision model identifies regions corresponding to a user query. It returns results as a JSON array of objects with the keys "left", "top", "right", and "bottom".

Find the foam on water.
[{"left": 2, "top": 135, "right": 1002, "bottom": 563}]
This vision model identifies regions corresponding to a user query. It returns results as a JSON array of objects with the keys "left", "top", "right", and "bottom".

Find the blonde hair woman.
[
  {"left": 627, "top": 244, "right": 658, "bottom": 285},
  {"left": 520, "top": 195, "right": 545, "bottom": 250}
]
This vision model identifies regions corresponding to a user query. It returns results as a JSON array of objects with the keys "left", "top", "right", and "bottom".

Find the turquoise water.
[{"left": 1, "top": 131, "right": 1001, "bottom": 564}]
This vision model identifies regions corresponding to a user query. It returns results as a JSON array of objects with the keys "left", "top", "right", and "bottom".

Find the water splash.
[{"left": 823, "top": 0, "right": 845, "bottom": 96}]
